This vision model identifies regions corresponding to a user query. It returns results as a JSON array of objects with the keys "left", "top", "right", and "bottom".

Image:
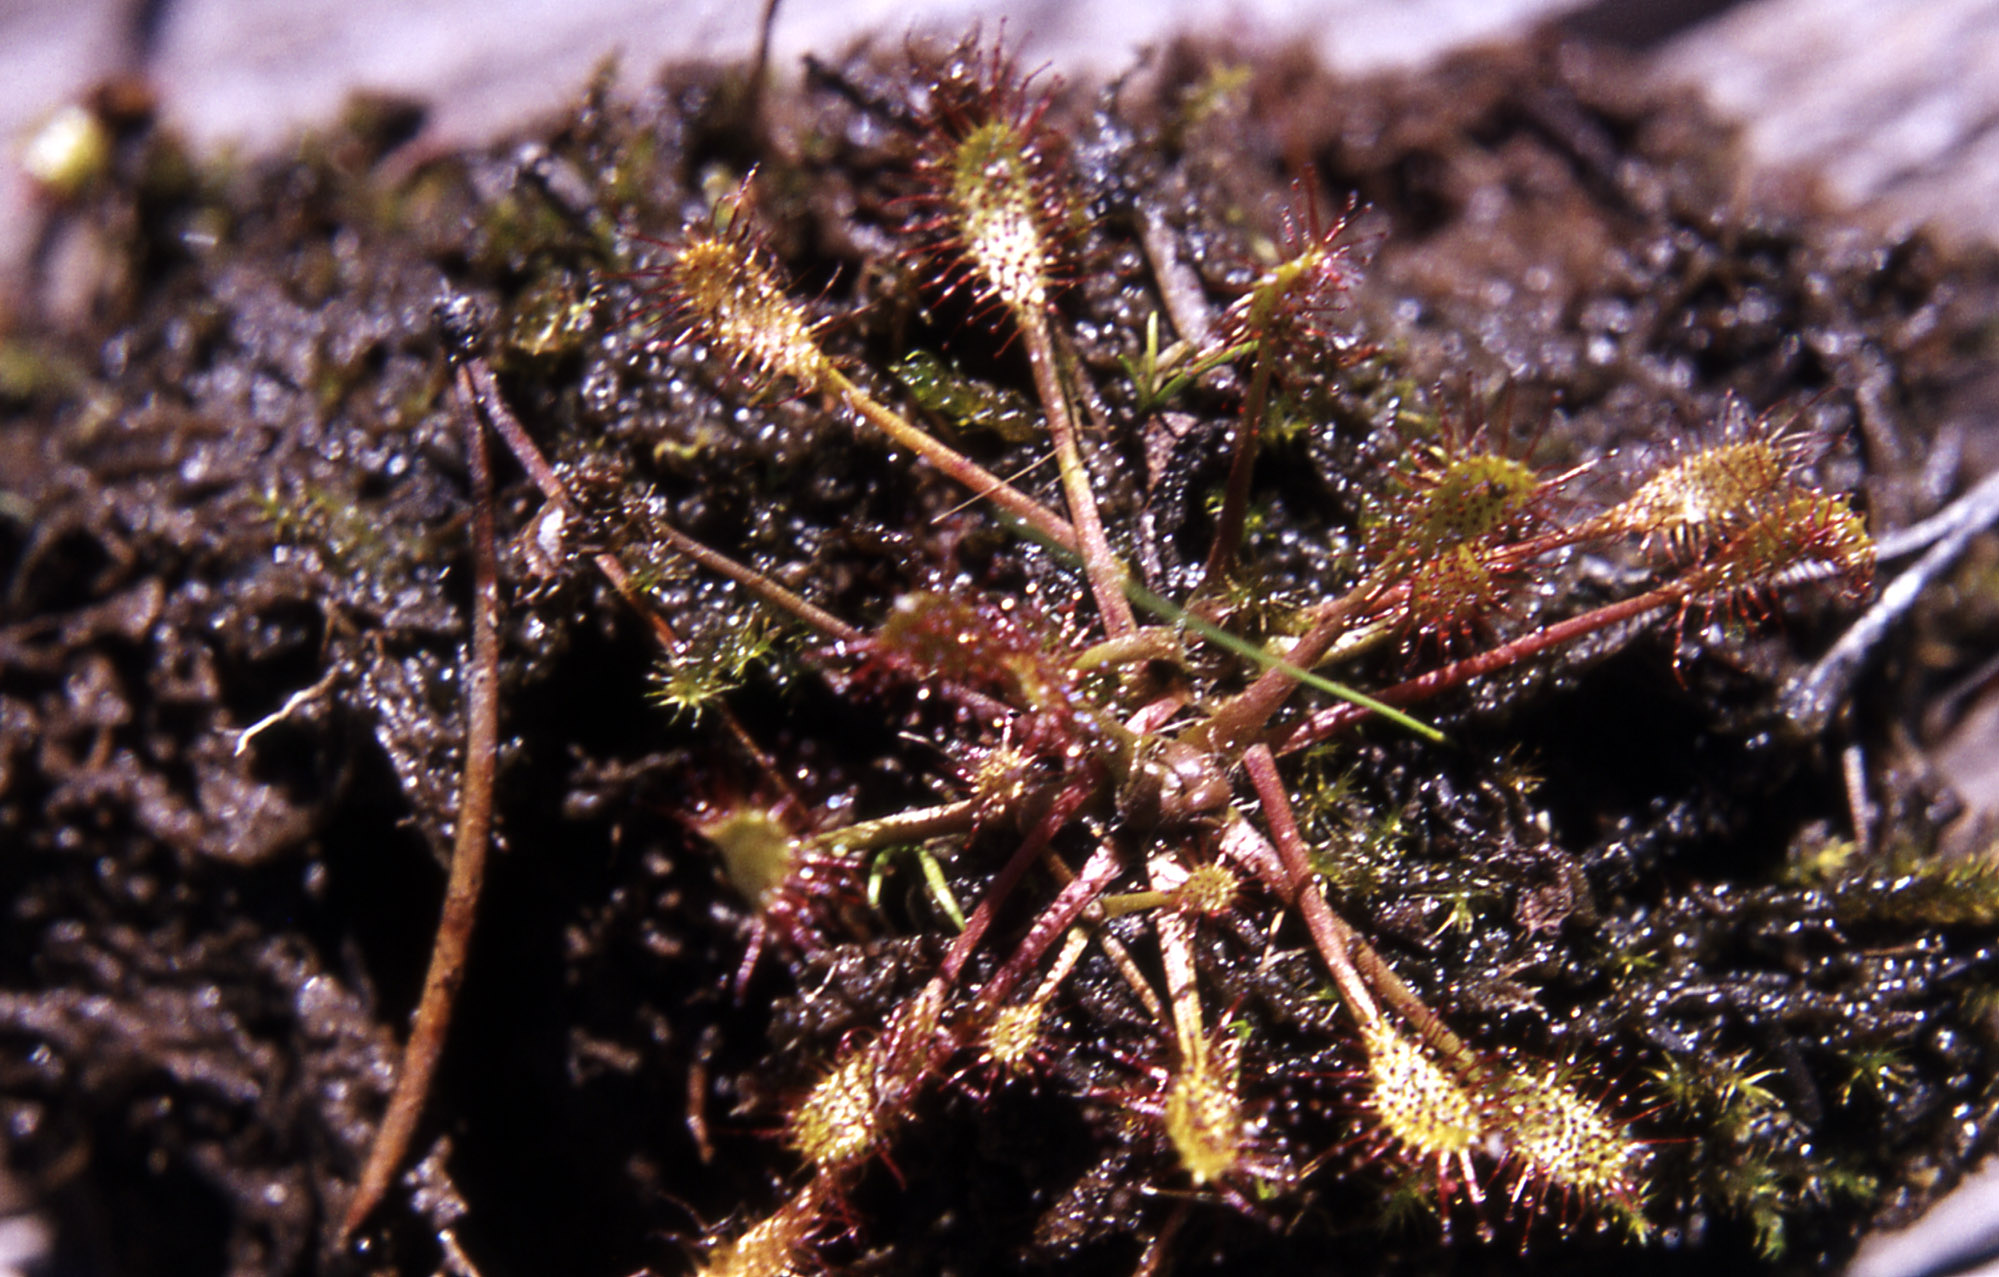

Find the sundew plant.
[
  {"left": 328, "top": 34, "right": 1999, "bottom": 1274},
  {"left": 14, "top": 25, "right": 1996, "bottom": 1277}
]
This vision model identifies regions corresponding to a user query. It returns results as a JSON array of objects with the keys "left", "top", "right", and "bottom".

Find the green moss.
[{"left": 891, "top": 350, "right": 1038, "bottom": 444}]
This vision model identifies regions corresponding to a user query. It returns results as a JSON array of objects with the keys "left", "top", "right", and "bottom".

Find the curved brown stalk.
[
  {"left": 813, "top": 799, "right": 978, "bottom": 856},
  {"left": 340, "top": 369, "right": 504, "bottom": 1245}
]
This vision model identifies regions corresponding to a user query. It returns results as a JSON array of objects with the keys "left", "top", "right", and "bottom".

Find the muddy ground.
[{"left": 3, "top": 29, "right": 1999, "bottom": 1277}]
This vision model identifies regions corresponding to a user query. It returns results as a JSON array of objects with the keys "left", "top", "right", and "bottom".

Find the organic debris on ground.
[{"left": 3, "top": 31, "right": 1999, "bottom": 1277}]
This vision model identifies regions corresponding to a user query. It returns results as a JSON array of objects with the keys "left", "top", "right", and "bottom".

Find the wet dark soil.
[{"left": 4, "top": 30, "right": 1999, "bottom": 1277}]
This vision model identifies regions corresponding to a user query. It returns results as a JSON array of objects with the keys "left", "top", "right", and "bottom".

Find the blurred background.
[{"left": 4, "top": 0, "right": 1999, "bottom": 284}]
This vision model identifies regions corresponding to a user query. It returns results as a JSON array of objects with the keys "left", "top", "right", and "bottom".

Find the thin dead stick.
[
  {"left": 1784, "top": 467, "right": 1999, "bottom": 731},
  {"left": 1103, "top": 931, "right": 1172, "bottom": 1030},
  {"left": 1135, "top": 202, "right": 1215, "bottom": 351},
  {"left": 1023, "top": 926, "right": 1092, "bottom": 1012},
  {"left": 749, "top": 0, "right": 782, "bottom": 123},
  {"left": 1133, "top": 1202, "right": 1190, "bottom": 1277},
  {"left": 233, "top": 665, "right": 340, "bottom": 757},
  {"left": 341, "top": 370, "right": 504, "bottom": 1244}
]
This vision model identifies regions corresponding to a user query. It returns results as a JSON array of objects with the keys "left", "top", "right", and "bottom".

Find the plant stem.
[
  {"left": 1020, "top": 317, "right": 1136, "bottom": 637},
  {"left": 1188, "top": 574, "right": 1386, "bottom": 756},
  {"left": 814, "top": 799, "right": 978, "bottom": 856},
  {"left": 1037, "top": 846, "right": 1171, "bottom": 1028},
  {"left": 1124, "top": 572, "right": 1439, "bottom": 744},
  {"left": 1241, "top": 746, "right": 1481, "bottom": 1075},
  {"left": 1070, "top": 627, "right": 1184, "bottom": 671},
  {"left": 1198, "top": 345, "right": 1274, "bottom": 592},
  {"left": 644, "top": 517, "right": 861, "bottom": 647},
  {"left": 1277, "top": 584, "right": 1678, "bottom": 754},
  {"left": 976, "top": 840, "right": 1120, "bottom": 1013},
  {"left": 1098, "top": 889, "right": 1170, "bottom": 918},
  {"left": 826, "top": 366, "right": 1079, "bottom": 554},
  {"left": 1150, "top": 853, "right": 1206, "bottom": 1062},
  {"left": 1236, "top": 750, "right": 1373, "bottom": 1022},
  {"left": 938, "top": 776, "right": 1091, "bottom": 986},
  {"left": 340, "top": 368, "right": 504, "bottom": 1245},
  {"left": 1025, "top": 926, "right": 1093, "bottom": 1010}
]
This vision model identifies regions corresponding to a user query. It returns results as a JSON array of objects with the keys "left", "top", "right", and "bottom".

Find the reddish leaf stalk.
[
  {"left": 1238, "top": 747, "right": 1374, "bottom": 1021},
  {"left": 1242, "top": 745, "right": 1478, "bottom": 1074},
  {"left": 1278, "top": 584, "right": 1678, "bottom": 755},
  {"left": 1022, "top": 318, "right": 1136, "bottom": 637},
  {"left": 976, "top": 839, "right": 1120, "bottom": 1012},
  {"left": 1191, "top": 574, "right": 1385, "bottom": 756},
  {"left": 1198, "top": 345, "right": 1275, "bottom": 591},
  {"left": 938, "top": 775, "right": 1093, "bottom": 987}
]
